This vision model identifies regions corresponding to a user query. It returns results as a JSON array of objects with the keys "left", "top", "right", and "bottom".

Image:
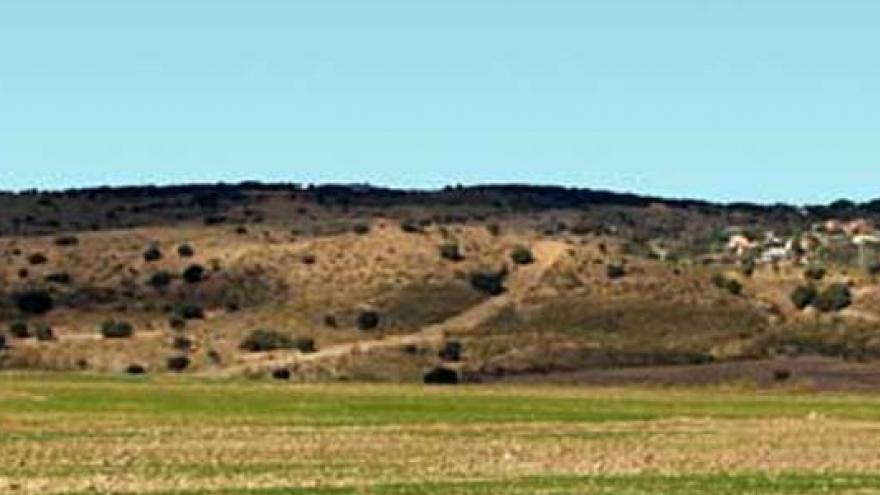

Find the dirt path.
[{"left": 216, "top": 240, "right": 568, "bottom": 377}]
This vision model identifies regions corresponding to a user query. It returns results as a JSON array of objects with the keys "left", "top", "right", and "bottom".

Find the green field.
[{"left": 3, "top": 374, "right": 880, "bottom": 494}]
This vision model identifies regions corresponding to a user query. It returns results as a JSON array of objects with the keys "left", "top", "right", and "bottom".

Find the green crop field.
[{"left": 3, "top": 374, "right": 880, "bottom": 494}]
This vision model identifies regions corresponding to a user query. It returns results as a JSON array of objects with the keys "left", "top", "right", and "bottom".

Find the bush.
[
  {"left": 804, "top": 266, "right": 827, "bottom": 281},
  {"left": 34, "top": 323, "right": 54, "bottom": 341},
  {"left": 272, "top": 368, "right": 291, "bottom": 380},
  {"left": 510, "top": 246, "right": 535, "bottom": 265},
  {"left": 177, "top": 244, "right": 195, "bottom": 258},
  {"left": 28, "top": 253, "right": 48, "bottom": 265},
  {"left": 439, "top": 243, "right": 464, "bottom": 262},
  {"left": 8, "top": 321, "right": 29, "bottom": 338},
  {"left": 14, "top": 290, "right": 54, "bottom": 315},
  {"left": 357, "top": 311, "right": 381, "bottom": 331},
  {"left": 175, "top": 303, "right": 204, "bottom": 320},
  {"left": 423, "top": 367, "right": 459, "bottom": 385},
  {"left": 182, "top": 264, "right": 206, "bottom": 284},
  {"left": 100, "top": 319, "right": 134, "bottom": 339},
  {"left": 0, "top": 334, "right": 6, "bottom": 350},
  {"left": 238, "top": 329, "right": 313, "bottom": 352},
  {"left": 439, "top": 341, "right": 462, "bottom": 362},
  {"left": 172, "top": 335, "right": 193, "bottom": 352},
  {"left": 813, "top": 284, "right": 852, "bottom": 313},
  {"left": 45, "top": 272, "right": 72, "bottom": 285},
  {"left": 353, "top": 223, "right": 371, "bottom": 235},
  {"left": 169, "top": 316, "right": 187, "bottom": 330},
  {"left": 148, "top": 271, "right": 173, "bottom": 290},
  {"left": 606, "top": 264, "right": 626, "bottom": 280},
  {"left": 54, "top": 235, "right": 79, "bottom": 247},
  {"left": 469, "top": 271, "right": 506, "bottom": 296},
  {"left": 791, "top": 285, "right": 818, "bottom": 310},
  {"left": 300, "top": 253, "right": 317, "bottom": 265},
  {"left": 166, "top": 355, "right": 190, "bottom": 372},
  {"left": 399, "top": 219, "right": 422, "bottom": 234},
  {"left": 711, "top": 274, "right": 743, "bottom": 296},
  {"left": 143, "top": 246, "right": 162, "bottom": 262},
  {"left": 126, "top": 364, "right": 147, "bottom": 375}
]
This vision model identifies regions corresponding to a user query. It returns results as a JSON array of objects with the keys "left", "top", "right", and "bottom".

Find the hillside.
[{"left": 3, "top": 183, "right": 880, "bottom": 386}]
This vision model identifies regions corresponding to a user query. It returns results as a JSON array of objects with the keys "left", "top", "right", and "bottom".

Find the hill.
[{"left": 3, "top": 182, "right": 880, "bottom": 386}]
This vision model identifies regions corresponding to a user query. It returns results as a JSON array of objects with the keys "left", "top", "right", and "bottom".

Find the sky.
[{"left": 1, "top": 1, "right": 878, "bottom": 204}]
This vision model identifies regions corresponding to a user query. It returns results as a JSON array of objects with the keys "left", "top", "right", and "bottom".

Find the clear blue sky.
[{"left": 1, "top": 1, "right": 878, "bottom": 204}]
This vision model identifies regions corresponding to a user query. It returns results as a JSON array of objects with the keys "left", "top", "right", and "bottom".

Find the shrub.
[
  {"left": 14, "top": 290, "right": 54, "bottom": 315},
  {"left": 439, "top": 341, "right": 462, "bottom": 362},
  {"left": 0, "top": 334, "right": 5, "bottom": 350},
  {"left": 28, "top": 253, "right": 48, "bottom": 265},
  {"left": 272, "top": 368, "right": 291, "bottom": 380},
  {"left": 182, "top": 264, "right": 206, "bottom": 284},
  {"left": 8, "top": 321, "right": 30, "bottom": 338},
  {"left": 143, "top": 246, "right": 162, "bottom": 262},
  {"left": 300, "top": 253, "right": 317, "bottom": 265},
  {"left": 423, "top": 367, "right": 459, "bottom": 385},
  {"left": 34, "top": 323, "right": 54, "bottom": 341},
  {"left": 166, "top": 355, "right": 190, "bottom": 372},
  {"left": 235, "top": 226, "right": 248, "bottom": 235},
  {"left": 439, "top": 242, "right": 464, "bottom": 262},
  {"left": 790, "top": 285, "right": 818, "bottom": 310},
  {"left": 126, "top": 364, "right": 147, "bottom": 375},
  {"left": 239, "top": 329, "right": 302, "bottom": 352},
  {"left": 175, "top": 303, "right": 205, "bottom": 320},
  {"left": 54, "top": 235, "right": 79, "bottom": 247},
  {"left": 177, "top": 244, "right": 195, "bottom": 258},
  {"left": 813, "top": 284, "right": 852, "bottom": 313},
  {"left": 45, "top": 272, "right": 72, "bottom": 285},
  {"left": 399, "top": 219, "right": 422, "bottom": 233},
  {"left": 324, "top": 315, "right": 338, "bottom": 328},
  {"left": 711, "top": 274, "right": 743, "bottom": 296},
  {"left": 148, "top": 271, "right": 173, "bottom": 290},
  {"left": 606, "top": 264, "right": 626, "bottom": 280},
  {"left": 357, "top": 311, "right": 381, "bottom": 331},
  {"left": 469, "top": 270, "right": 506, "bottom": 296},
  {"left": 169, "top": 316, "right": 187, "bottom": 330},
  {"left": 510, "top": 246, "right": 535, "bottom": 265},
  {"left": 172, "top": 336, "right": 193, "bottom": 352},
  {"left": 100, "top": 319, "right": 134, "bottom": 339},
  {"left": 804, "top": 266, "right": 827, "bottom": 281},
  {"left": 353, "top": 223, "right": 371, "bottom": 235}
]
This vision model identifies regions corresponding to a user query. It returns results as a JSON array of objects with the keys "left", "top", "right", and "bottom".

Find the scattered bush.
[
  {"left": 45, "top": 272, "right": 72, "bottom": 285},
  {"left": 172, "top": 335, "right": 193, "bottom": 352},
  {"left": 166, "top": 355, "right": 190, "bottom": 372},
  {"left": 177, "top": 244, "right": 195, "bottom": 258},
  {"left": 169, "top": 316, "right": 187, "bottom": 330},
  {"left": 399, "top": 219, "right": 422, "bottom": 234},
  {"left": 182, "top": 264, "right": 206, "bottom": 284},
  {"left": 423, "top": 367, "right": 459, "bottom": 385},
  {"left": 813, "top": 283, "right": 852, "bottom": 313},
  {"left": 439, "top": 341, "right": 462, "bottom": 362},
  {"left": 606, "top": 264, "right": 626, "bottom": 280},
  {"left": 300, "top": 253, "right": 317, "bottom": 265},
  {"left": 352, "top": 223, "right": 371, "bottom": 235},
  {"left": 711, "top": 274, "right": 743, "bottom": 296},
  {"left": 126, "top": 364, "right": 147, "bottom": 375},
  {"left": 143, "top": 245, "right": 162, "bottom": 262},
  {"left": 239, "top": 329, "right": 314, "bottom": 353},
  {"left": 8, "top": 321, "right": 30, "bottom": 338},
  {"left": 324, "top": 315, "right": 338, "bottom": 328},
  {"left": 0, "top": 334, "right": 5, "bottom": 349},
  {"left": 772, "top": 369, "right": 792, "bottom": 382},
  {"left": 146, "top": 271, "right": 172, "bottom": 291},
  {"left": 272, "top": 368, "right": 291, "bottom": 380},
  {"left": 34, "top": 323, "right": 54, "bottom": 341},
  {"left": 28, "top": 253, "right": 48, "bottom": 265},
  {"left": 357, "top": 311, "right": 381, "bottom": 331},
  {"left": 469, "top": 270, "right": 506, "bottom": 296},
  {"left": 791, "top": 285, "right": 818, "bottom": 310},
  {"left": 175, "top": 303, "right": 205, "bottom": 320},
  {"left": 509, "top": 246, "right": 535, "bottom": 265},
  {"left": 804, "top": 266, "right": 827, "bottom": 281},
  {"left": 54, "top": 235, "right": 79, "bottom": 247},
  {"left": 100, "top": 319, "right": 134, "bottom": 339},
  {"left": 14, "top": 290, "right": 54, "bottom": 315},
  {"left": 439, "top": 242, "right": 464, "bottom": 262}
]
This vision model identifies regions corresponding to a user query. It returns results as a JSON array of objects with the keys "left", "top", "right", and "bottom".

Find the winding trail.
[{"left": 216, "top": 240, "right": 568, "bottom": 377}]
